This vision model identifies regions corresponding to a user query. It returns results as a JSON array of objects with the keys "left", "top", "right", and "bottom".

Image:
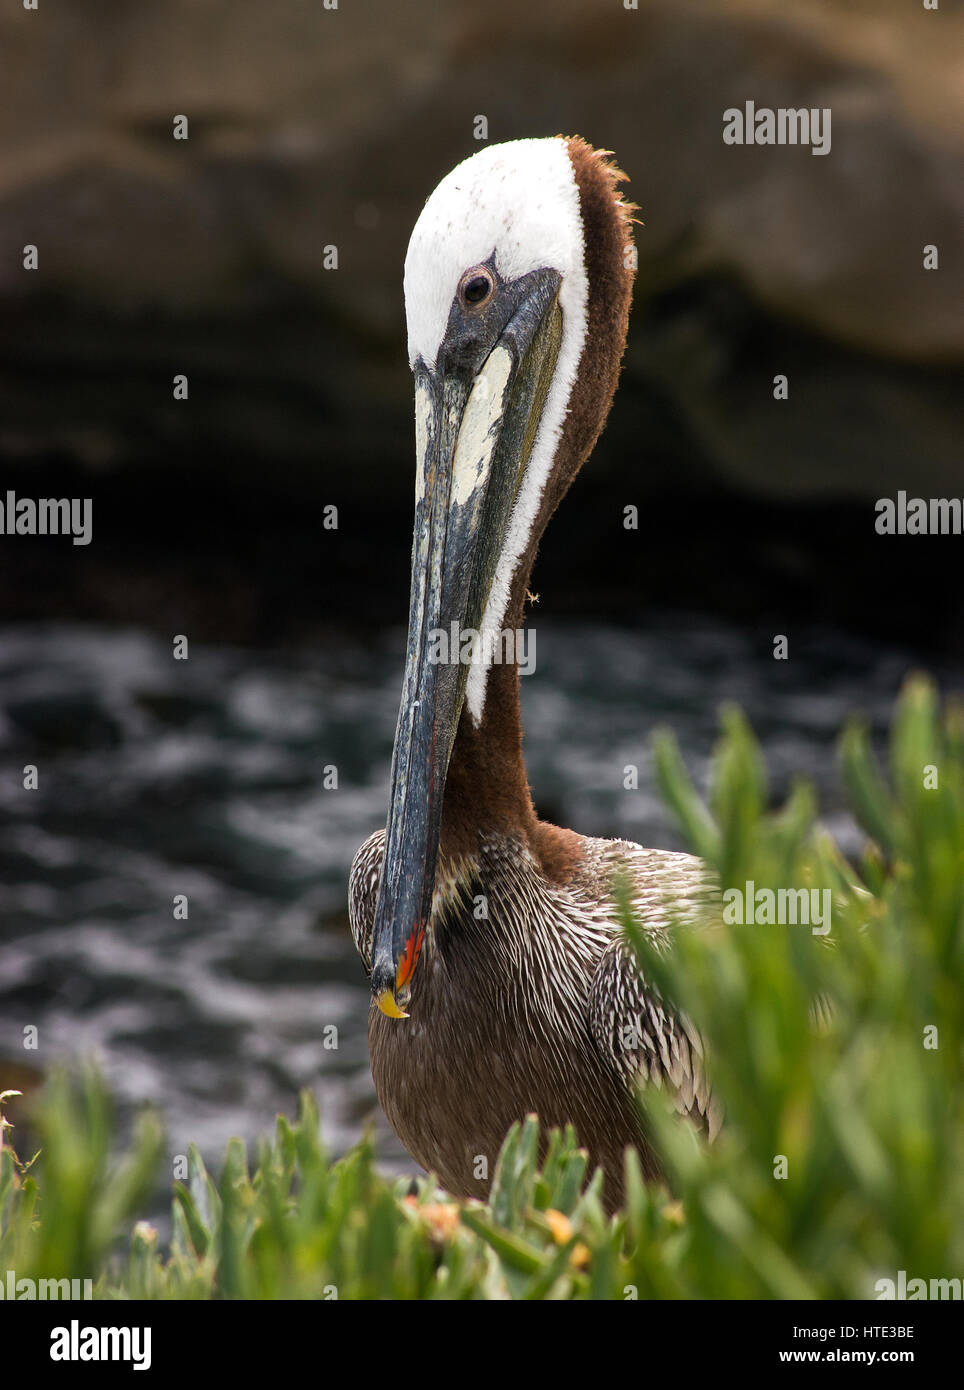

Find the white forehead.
[{"left": 404, "top": 137, "right": 584, "bottom": 370}]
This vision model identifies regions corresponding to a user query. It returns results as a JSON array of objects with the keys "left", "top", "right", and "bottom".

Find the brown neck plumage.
[{"left": 439, "top": 137, "right": 636, "bottom": 878}]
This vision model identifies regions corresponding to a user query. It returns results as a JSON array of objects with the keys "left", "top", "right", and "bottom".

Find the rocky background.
[{"left": 0, "top": 0, "right": 962, "bottom": 643}]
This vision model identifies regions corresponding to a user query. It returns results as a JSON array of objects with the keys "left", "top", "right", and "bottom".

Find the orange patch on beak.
[
  {"left": 395, "top": 925, "right": 425, "bottom": 991},
  {"left": 374, "top": 925, "right": 425, "bottom": 1020}
]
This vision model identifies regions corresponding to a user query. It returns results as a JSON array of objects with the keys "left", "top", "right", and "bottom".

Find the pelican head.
[{"left": 370, "top": 136, "right": 635, "bottom": 1017}]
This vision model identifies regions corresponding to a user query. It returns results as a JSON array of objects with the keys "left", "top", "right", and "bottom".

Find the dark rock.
[{"left": 0, "top": 0, "right": 961, "bottom": 507}]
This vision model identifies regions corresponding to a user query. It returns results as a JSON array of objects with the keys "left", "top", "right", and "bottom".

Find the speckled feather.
[{"left": 350, "top": 828, "right": 720, "bottom": 1208}]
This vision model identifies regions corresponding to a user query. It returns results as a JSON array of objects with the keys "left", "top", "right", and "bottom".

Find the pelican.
[{"left": 350, "top": 136, "right": 716, "bottom": 1210}]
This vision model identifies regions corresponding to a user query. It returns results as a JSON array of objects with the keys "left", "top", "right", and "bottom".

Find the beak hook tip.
[{"left": 376, "top": 987, "right": 409, "bottom": 1020}]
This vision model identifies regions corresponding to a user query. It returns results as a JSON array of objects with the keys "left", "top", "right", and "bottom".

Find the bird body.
[
  {"left": 349, "top": 135, "right": 717, "bottom": 1208},
  {"left": 352, "top": 829, "right": 715, "bottom": 1207}
]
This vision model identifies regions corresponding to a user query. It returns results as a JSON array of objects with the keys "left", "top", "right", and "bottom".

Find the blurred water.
[{"left": 0, "top": 617, "right": 953, "bottom": 1182}]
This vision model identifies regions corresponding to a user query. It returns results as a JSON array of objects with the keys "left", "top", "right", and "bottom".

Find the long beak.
[{"left": 371, "top": 269, "right": 562, "bottom": 1017}]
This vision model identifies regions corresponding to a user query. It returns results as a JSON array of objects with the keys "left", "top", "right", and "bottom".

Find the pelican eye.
[{"left": 460, "top": 270, "right": 494, "bottom": 307}]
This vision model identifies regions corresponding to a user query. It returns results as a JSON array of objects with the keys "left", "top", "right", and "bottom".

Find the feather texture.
[{"left": 350, "top": 828, "right": 720, "bottom": 1208}]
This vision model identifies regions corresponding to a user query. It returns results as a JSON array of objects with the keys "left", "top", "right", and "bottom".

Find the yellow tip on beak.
[{"left": 376, "top": 988, "right": 409, "bottom": 1020}]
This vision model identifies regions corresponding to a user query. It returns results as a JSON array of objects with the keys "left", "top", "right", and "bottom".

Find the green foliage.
[
  {"left": 636, "top": 674, "right": 963, "bottom": 1297},
  {"left": 0, "top": 1081, "right": 615, "bottom": 1300},
  {"left": 1, "top": 1070, "right": 162, "bottom": 1286},
  {"left": 1, "top": 676, "right": 960, "bottom": 1298}
]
